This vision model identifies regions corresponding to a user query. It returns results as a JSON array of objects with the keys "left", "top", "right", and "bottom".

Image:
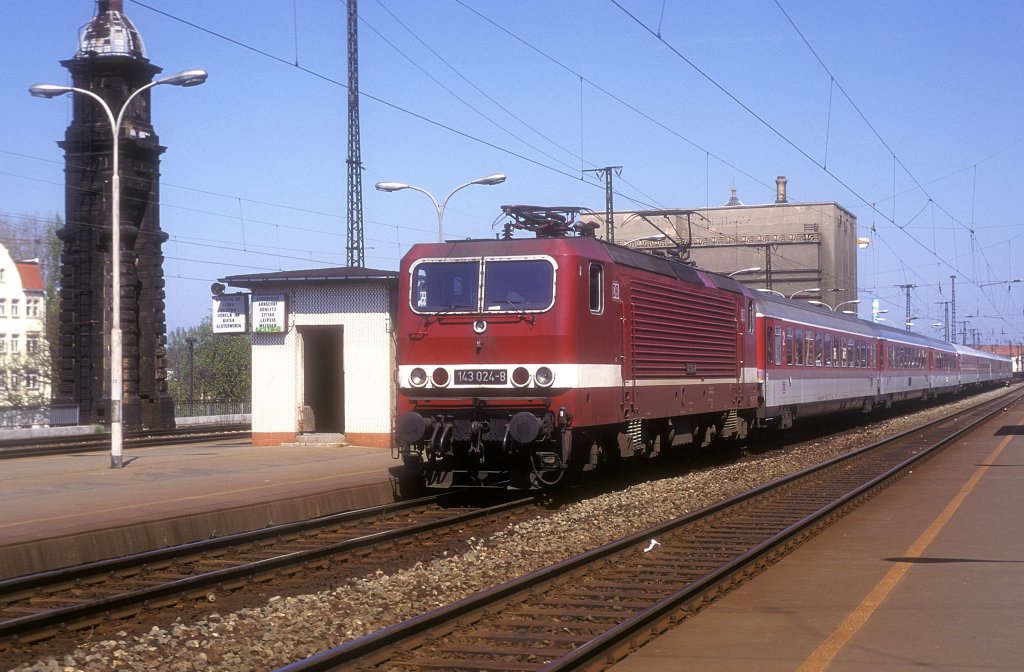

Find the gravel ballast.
[{"left": 7, "top": 387, "right": 1016, "bottom": 672}]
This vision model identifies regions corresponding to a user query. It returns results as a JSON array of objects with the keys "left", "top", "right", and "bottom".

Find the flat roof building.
[
  {"left": 584, "top": 177, "right": 859, "bottom": 311},
  {"left": 220, "top": 267, "right": 397, "bottom": 449}
]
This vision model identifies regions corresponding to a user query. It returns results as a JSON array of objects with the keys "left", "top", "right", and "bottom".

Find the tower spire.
[{"left": 79, "top": 0, "right": 146, "bottom": 58}]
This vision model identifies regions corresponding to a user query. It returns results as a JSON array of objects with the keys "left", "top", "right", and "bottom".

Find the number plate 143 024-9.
[{"left": 454, "top": 369, "right": 507, "bottom": 385}]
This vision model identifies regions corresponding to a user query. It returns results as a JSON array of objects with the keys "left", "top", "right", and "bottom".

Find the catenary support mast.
[{"left": 346, "top": 0, "right": 365, "bottom": 267}]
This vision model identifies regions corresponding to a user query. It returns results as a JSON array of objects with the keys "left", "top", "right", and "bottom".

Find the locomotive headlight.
[
  {"left": 535, "top": 366, "right": 555, "bottom": 387},
  {"left": 431, "top": 367, "right": 450, "bottom": 387},
  {"left": 511, "top": 366, "right": 531, "bottom": 387},
  {"left": 409, "top": 367, "right": 428, "bottom": 387}
]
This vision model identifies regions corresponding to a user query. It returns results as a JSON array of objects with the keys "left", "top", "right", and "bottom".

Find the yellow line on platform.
[{"left": 797, "top": 419, "right": 1020, "bottom": 672}]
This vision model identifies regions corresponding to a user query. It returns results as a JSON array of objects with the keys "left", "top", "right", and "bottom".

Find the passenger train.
[{"left": 392, "top": 206, "right": 1011, "bottom": 490}]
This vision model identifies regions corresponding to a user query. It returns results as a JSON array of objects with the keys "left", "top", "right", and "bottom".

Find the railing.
[
  {"left": 0, "top": 401, "right": 252, "bottom": 428},
  {"left": 0, "top": 403, "right": 80, "bottom": 428},
  {"left": 173, "top": 400, "right": 252, "bottom": 418}
]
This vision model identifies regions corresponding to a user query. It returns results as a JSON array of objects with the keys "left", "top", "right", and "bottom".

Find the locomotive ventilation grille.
[{"left": 630, "top": 278, "right": 738, "bottom": 379}]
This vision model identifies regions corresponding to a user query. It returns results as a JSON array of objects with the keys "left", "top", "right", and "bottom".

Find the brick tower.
[{"left": 55, "top": 0, "right": 174, "bottom": 428}]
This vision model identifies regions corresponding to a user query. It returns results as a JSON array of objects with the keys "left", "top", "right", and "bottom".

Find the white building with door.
[{"left": 219, "top": 268, "right": 398, "bottom": 448}]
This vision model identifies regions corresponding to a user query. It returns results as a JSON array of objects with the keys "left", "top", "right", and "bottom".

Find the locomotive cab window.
[
  {"left": 411, "top": 260, "right": 480, "bottom": 312},
  {"left": 589, "top": 263, "right": 604, "bottom": 314},
  {"left": 410, "top": 256, "right": 556, "bottom": 314},
  {"left": 483, "top": 258, "right": 555, "bottom": 312}
]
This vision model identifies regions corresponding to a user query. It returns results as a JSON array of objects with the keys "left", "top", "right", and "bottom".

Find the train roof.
[
  {"left": 403, "top": 234, "right": 1009, "bottom": 364},
  {"left": 953, "top": 342, "right": 1012, "bottom": 362},
  {"left": 405, "top": 234, "right": 742, "bottom": 295},
  {"left": 754, "top": 293, "right": 877, "bottom": 337},
  {"left": 753, "top": 291, "right": 959, "bottom": 352}
]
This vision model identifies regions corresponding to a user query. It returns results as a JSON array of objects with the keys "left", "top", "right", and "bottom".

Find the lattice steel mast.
[
  {"left": 346, "top": 0, "right": 365, "bottom": 267},
  {"left": 584, "top": 166, "right": 622, "bottom": 243}
]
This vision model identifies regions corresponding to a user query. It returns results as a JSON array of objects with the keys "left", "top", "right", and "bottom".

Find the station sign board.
[
  {"left": 211, "top": 293, "right": 248, "bottom": 334},
  {"left": 252, "top": 294, "right": 288, "bottom": 333}
]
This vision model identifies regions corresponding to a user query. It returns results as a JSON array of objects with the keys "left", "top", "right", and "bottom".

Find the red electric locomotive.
[{"left": 393, "top": 206, "right": 760, "bottom": 489}]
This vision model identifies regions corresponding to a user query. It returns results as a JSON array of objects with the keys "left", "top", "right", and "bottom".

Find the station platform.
[
  {"left": 610, "top": 399, "right": 1024, "bottom": 671},
  {"left": 0, "top": 438, "right": 399, "bottom": 580}
]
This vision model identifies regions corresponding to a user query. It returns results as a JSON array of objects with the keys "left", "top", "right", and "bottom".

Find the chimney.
[{"left": 775, "top": 176, "right": 788, "bottom": 204}]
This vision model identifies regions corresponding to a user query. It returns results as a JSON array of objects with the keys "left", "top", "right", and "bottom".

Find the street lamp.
[
  {"left": 788, "top": 287, "right": 819, "bottom": 300},
  {"left": 980, "top": 279, "right": 1022, "bottom": 287},
  {"left": 808, "top": 299, "right": 861, "bottom": 313},
  {"left": 727, "top": 266, "right": 761, "bottom": 278},
  {"left": 185, "top": 336, "right": 198, "bottom": 417},
  {"left": 375, "top": 173, "right": 506, "bottom": 242},
  {"left": 30, "top": 68, "right": 208, "bottom": 469},
  {"left": 756, "top": 287, "right": 821, "bottom": 300}
]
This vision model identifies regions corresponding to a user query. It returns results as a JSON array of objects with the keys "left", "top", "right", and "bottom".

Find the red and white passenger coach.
[{"left": 392, "top": 206, "right": 1011, "bottom": 490}]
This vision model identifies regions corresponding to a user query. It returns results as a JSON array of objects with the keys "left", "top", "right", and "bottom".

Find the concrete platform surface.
[
  {"left": 0, "top": 439, "right": 399, "bottom": 579},
  {"left": 610, "top": 402, "right": 1024, "bottom": 671}
]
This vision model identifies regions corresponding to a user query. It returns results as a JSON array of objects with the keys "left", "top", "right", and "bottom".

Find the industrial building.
[{"left": 585, "top": 177, "right": 860, "bottom": 311}]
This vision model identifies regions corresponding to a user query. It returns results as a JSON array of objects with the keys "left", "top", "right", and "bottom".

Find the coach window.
[
  {"left": 774, "top": 326, "right": 782, "bottom": 366},
  {"left": 824, "top": 334, "right": 832, "bottom": 367},
  {"left": 786, "top": 327, "right": 794, "bottom": 365},
  {"left": 748, "top": 300, "right": 754, "bottom": 334},
  {"left": 795, "top": 329, "right": 804, "bottom": 365},
  {"left": 815, "top": 333, "right": 824, "bottom": 366},
  {"left": 589, "top": 263, "right": 604, "bottom": 314}
]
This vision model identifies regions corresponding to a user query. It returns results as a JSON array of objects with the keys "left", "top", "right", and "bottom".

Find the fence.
[
  {"left": 173, "top": 400, "right": 252, "bottom": 418},
  {"left": 0, "top": 403, "right": 80, "bottom": 428},
  {"left": 0, "top": 401, "right": 252, "bottom": 428}
]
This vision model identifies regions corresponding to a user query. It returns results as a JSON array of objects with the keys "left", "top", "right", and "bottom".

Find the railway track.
[
  {"left": 0, "top": 425, "right": 252, "bottom": 459},
  {"left": 0, "top": 492, "right": 535, "bottom": 649},
  {"left": 275, "top": 387, "right": 1024, "bottom": 672}
]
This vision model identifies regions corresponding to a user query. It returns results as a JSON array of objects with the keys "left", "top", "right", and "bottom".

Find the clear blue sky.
[{"left": 2, "top": 1, "right": 1022, "bottom": 343}]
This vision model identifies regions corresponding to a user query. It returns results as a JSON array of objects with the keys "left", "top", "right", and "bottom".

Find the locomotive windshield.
[
  {"left": 411, "top": 257, "right": 555, "bottom": 314},
  {"left": 412, "top": 260, "right": 479, "bottom": 312},
  {"left": 483, "top": 259, "right": 554, "bottom": 311}
]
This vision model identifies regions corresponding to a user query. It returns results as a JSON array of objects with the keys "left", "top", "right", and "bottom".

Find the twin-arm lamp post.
[
  {"left": 375, "top": 174, "right": 506, "bottom": 242},
  {"left": 30, "top": 69, "right": 208, "bottom": 469}
]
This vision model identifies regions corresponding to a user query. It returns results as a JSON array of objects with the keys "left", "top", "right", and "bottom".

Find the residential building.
[{"left": 0, "top": 244, "right": 49, "bottom": 406}]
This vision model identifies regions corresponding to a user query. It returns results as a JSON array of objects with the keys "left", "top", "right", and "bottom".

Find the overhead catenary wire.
[{"left": 5, "top": 2, "right": 1017, "bottom": 337}]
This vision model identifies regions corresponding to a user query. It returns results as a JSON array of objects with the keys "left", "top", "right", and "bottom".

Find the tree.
[
  {"left": 0, "top": 348, "right": 52, "bottom": 408},
  {"left": 166, "top": 317, "right": 251, "bottom": 405}
]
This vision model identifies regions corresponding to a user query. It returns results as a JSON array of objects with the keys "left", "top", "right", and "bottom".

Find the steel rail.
[
  {"left": 0, "top": 493, "right": 533, "bottom": 644},
  {"left": 544, "top": 387, "right": 1024, "bottom": 670},
  {"left": 274, "top": 386, "right": 1023, "bottom": 671}
]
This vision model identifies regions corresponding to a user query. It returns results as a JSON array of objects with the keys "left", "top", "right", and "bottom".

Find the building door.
[{"left": 300, "top": 325, "right": 344, "bottom": 433}]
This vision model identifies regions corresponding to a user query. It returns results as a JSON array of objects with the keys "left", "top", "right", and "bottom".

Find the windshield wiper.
[
  {"left": 489, "top": 298, "right": 536, "bottom": 324},
  {"left": 424, "top": 303, "right": 471, "bottom": 325}
]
